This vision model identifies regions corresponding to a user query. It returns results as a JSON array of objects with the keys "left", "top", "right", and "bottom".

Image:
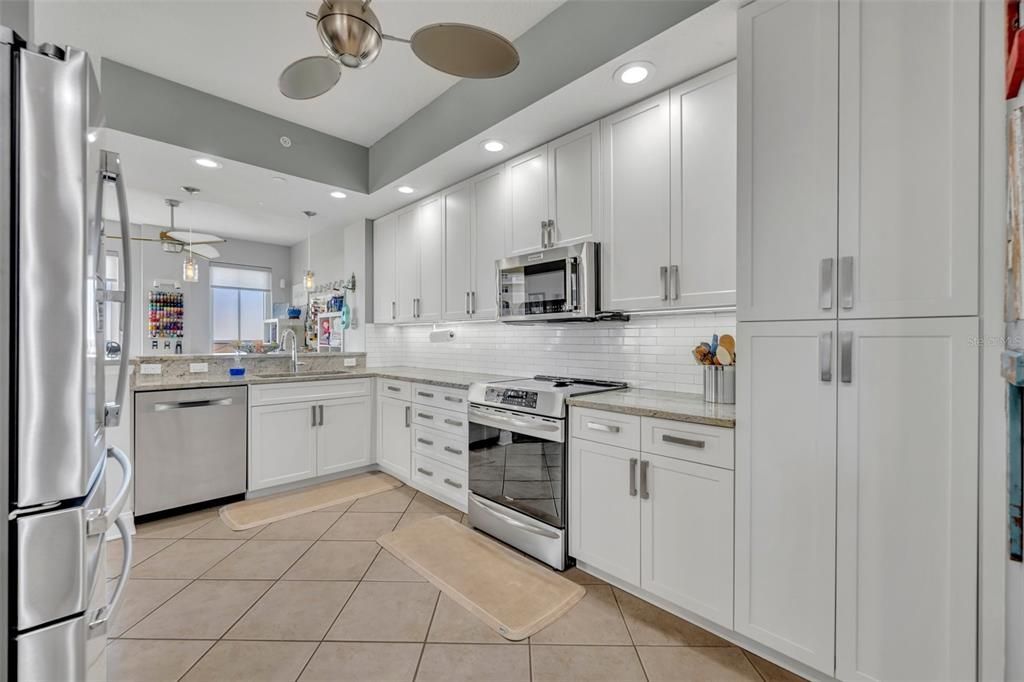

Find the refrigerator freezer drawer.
[
  {"left": 16, "top": 461, "right": 106, "bottom": 630},
  {"left": 16, "top": 616, "right": 86, "bottom": 682},
  {"left": 135, "top": 386, "right": 248, "bottom": 516}
]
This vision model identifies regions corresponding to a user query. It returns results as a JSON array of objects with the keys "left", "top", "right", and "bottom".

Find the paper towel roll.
[{"left": 429, "top": 329, "right": 456, "bottom": 342}]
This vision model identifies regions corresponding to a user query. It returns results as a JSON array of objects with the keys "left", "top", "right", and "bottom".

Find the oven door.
[{"left": 467, "top": 405, "right": 566, "bottom": 528}]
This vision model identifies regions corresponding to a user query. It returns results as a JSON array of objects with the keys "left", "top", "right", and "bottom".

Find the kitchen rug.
[
  {"left": 378, "top": 515, "right": 585, "bottom": 640},
  {"left": 220, "top": 472, "right": 403, "bottom": 530}
]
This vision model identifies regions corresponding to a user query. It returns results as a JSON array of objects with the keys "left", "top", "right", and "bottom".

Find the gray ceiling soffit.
[
  {"left": 100, "top": 59, "right": 369, "bottom": 194},
  {"left": 367, "top": 0, "right": 715, "bottom": 193}
]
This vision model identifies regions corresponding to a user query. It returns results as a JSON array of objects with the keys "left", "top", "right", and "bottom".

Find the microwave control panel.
[{"left": 485, "top": 387, "right": 538, "bottom": 410}]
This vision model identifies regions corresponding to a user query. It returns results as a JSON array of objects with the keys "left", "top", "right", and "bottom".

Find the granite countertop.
[
  {"left": 567, "top": 388, "right": 736, "bottom": 428},
  {"left": 132, "top": 366, "right": 522, "bottom": 393},
  {"left": 131, "top": 352, "right": 366, "bottom": 363}
]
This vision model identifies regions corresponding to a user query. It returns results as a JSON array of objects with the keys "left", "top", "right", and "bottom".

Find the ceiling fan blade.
[
  {"left": 410, "top": 23, "right": 519, "bottom": 79},
  {"left": 166, "top": 230, "right": 225, "bottom": 245},
  {"left": 186, "top": 244, "right": 221, "bottom": 260},
  {"left": 279, "top": 55, "right": 341, "bottom": 100}
]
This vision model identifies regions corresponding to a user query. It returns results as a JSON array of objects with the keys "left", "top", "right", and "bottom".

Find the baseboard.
[{"left": 244, "top": 463, "right": 380, "bottom": 499}]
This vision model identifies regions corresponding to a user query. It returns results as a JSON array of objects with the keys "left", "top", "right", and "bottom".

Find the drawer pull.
[
  {"left": 443, "top": 478, "right": 463, "bottom": 489},
  {"left": 386, "top": 385, "right": 401, "bottom": 392},
  {"left": 418, "top": 391, "right": 435, "bottom": 398},
  {"left": 444, "top": 418, "right": 463, "bottom": 427},
  {"left": 662, "top": 434, "right": 705, "bottom": 449},
  {"left": 586, "top": 421, "right": 620, "bottom": 434},
  {"left": 417, "top": 437, "right": 434, "bottom": 446},
  {"left": 418, "top": 412, "right": 434, "bottom": 420},
  {"left": 443, "top": 446, "right": 463, "bottom": 455},
  {"left": 444, "top": 396, "right": 464, "bottom": 404},
  {"left": 416, "top": 467, "right": 434, "bottom": 477}
]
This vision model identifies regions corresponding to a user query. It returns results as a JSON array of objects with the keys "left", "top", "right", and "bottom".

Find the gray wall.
[{"left": 0, "top": 0, "right": 32, "bottom": 42}]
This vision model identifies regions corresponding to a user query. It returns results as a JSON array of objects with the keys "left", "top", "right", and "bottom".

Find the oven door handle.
[
  {"left": 472, "top": 496, "right": 560, "bottom": 539},
  {"left": 468, "top": 407, "right": 562, "bottom": 436}
]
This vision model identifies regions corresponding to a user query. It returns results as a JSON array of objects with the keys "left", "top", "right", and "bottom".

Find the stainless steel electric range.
[{"left": 467, "top": 376, "right": 627, "bottom": 569}]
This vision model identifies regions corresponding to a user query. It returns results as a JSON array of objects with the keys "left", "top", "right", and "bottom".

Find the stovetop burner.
[{"left": 468, "top": 375, "right": 628, "bottom": 418}]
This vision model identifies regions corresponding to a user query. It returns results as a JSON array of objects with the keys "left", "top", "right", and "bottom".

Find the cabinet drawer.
[
  {"left": 250, "top": 379, "right": 371, "bottom": 406},
  {"left": 412, "top": 452, "right": 468, "bottom": 509},
  {"left": 412, "top": 383, "right": 468, "bottom": 413},
  {"left": 640, "top": 417, "right": 734, "bottom": 470},
  {"left": 412, "top": 404, "right": 468, "bottom": 437},
  {"left": 412, "top": 425, "right": 467, "bottom": 471},
  {"left": 572, "top": 407, "right": 641, "bottom": 450},
  {"left": 377, "top": 378, "right": 411, "bottom": 400}
]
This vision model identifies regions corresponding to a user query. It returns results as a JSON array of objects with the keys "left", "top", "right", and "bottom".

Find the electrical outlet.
[
  {"left": 344, "top": 358, "right": 357, "bottom": 367},
  {"left": 139, "top": 364, "right": 162, "bottom": 375},
  {"left": 189, "top": 363, "right": 209, "bottom": 373}
]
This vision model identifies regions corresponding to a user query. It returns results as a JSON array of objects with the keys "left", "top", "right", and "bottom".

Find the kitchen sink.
[{"left": 255, "top": 370, "right": 354, "bottom": 379}]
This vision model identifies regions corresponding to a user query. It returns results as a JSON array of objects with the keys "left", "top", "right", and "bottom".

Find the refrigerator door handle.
[
  {"left": 86, "top": 446, "right": 132, "bottom": 536},
  {"left": 88, "top": 515, "right": 133, "bottom": 636},
  {"left": 100, "top": 150, "right": 132, "bottom": 428}
]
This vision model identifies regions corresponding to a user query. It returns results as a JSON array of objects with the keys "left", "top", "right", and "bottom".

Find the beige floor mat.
[
  {"left": 378, "top": 515, "right": 585, "bottom": 641},
  {"left": 220, "top": 472, "right": 402, "bottom": 530}
]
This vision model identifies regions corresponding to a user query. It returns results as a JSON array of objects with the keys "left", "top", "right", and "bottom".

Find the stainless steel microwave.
[{"left": 496, "top": 242, "right": 599, "bottom": 323}]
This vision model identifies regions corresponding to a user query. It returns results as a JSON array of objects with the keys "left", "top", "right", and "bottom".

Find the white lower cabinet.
[
  {"left": 569, "top": 411, "right": 734, "bottom": 629},
  {"left": 249, "top": 381, "right": 372, "bottom": 491},
  {"left": 376, "top": 395, "right": 411, "bottom": 480}
]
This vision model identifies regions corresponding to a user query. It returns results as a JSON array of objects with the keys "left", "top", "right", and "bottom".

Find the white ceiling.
[{"left": 35, "top": 0, "right": 562, "bottom": 146}]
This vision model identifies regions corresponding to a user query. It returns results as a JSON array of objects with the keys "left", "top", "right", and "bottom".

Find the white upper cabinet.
[
  {"left": 670, "top": 63, "right": 737, "bottom": 309},
  {"left": 507, "top": 145, "right": 549, "bottom": 255},
  {"left": 471, "top": 166, "right": 507, "bottom": 320},
  {"left": 602, "top": 92, "right": 673, "bottom": 311},
  {"left": 547, "top": 122, "right": 601, "bottom": 248},
  {"left": 835, "top": 317, "right": 978, "bottom": 681},
  {"left": 737, "top": 0, "right": 839, "bottom": 323},
  {"left": 416, "top": 195, "right": 444, "bottom": 322},
  {"left": 837, "top": 0, "right": 979, "bottom": 319},
  {"left": 394, "top": 205, "right": 419, "bottom": 322},
  {"left": 443, "top": 182, "right": 473, "bottom": 321},
  {"left": 372, "top": 213, "right": 397, "bottom": 324}
]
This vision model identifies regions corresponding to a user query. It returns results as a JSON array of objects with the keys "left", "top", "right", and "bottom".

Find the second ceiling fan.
[{"left": 279, "top": 0, "right": 521, "bottom": 100}]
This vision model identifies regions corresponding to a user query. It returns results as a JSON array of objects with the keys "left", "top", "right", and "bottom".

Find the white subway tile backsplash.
[{"left": 365, "top": 311, "right": 737, "bottom": 394}]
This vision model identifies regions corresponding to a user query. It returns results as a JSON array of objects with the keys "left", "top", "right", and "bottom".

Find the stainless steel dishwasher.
[{"left": 134, "top": 385, "right": 248, "bottom": 516}]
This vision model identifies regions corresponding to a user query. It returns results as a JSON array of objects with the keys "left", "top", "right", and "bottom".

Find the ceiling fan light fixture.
[
  {"left": 183, "top": 256, "right": 199, "bottom": 283},
  {"left": 317, "top": 0, "right": 383, "bottom": 69},
  {"left": 410, "top": 23, "right": 519, "bottom": 79}
]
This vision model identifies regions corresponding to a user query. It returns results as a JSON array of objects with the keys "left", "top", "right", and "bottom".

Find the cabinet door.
[
  {"left": 737, "top": 0, "right": 838, "bottom": 322},
  {"left": 548, "top": 122, "right": 600, "bottom": 247},
  {"left": 735, "top": 320, "right": 836, "bottom": 674},
  {"left": 640, "top": 453, "right": 733, "bottom": 629},
  {"left": 670, "top": 63, "right": 737, "bottom": 309},
  {"left": 506, "top": 145, "right": 548, "bottom": 255},
  {"left": 837, "top": 0, "right": 979, "bottom": 319},
  {"left": 471, "top": 167, "right": 507, "bottom": 320},
  {"left": 416, "top": 196, "right": 444, "bottom": 322},
  {"left": 317, "top": 396, "right": 372, "bottom": 476},
  {"left": 601, "top": 92, "right": 672, "bottom": 311},
  {"left": 835, "top": 317, "right": 978, "bottom": 682},
  {"left": 372, "top": 213, "right": 397, "bottom": 324},
  {"left": 568, "top": 438, "right": 640, "bottom": 585},
  {"left": 394, "top": 205, "right": 420, "bottom": 322},
  {"left": 443, "top": 183, "right": 473, "bottom": 321},
  {"left": 376, "top": 396, "right": 411, "bottom": 480},
  {"left": 249, "top": 402, "right": 317, "bottom": 491}
]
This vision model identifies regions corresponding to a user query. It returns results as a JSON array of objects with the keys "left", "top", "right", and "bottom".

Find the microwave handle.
[{"left": 567, "top": 257, "right": 579, "bottom": 311}]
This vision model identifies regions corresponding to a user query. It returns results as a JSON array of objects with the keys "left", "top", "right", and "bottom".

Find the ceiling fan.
[
  {"left": 118, "top": 191, "right": 226, "bottom": 261},
  {"left": 279, "top": 0, "right": 521, "bottom": 100}
]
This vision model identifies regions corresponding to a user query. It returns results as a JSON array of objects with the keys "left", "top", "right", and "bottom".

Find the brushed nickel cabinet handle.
[
  {"left": 820, "top": 258, "right": 834, "bottom": 310},
  {"left": 639, "top": 460, "right": 650, "bottom": 500},
  {"left": 840, "top": 331, "right": 853, "bottom": 383},
  {"left": 387, "top": 385, "right": 401, "bottom": 392},
  {"left": 417, "top": 467, "right": 434, "bottom": 477},
  {"left": 391, "top": 301, "right": 396, "bottom": 320},
  {"left": 629, "top": 457, "right": 638, "bottom": 497},
  {"left": 819, "top": 331, "right": 833, "bottom": 383},
  {"left": 670, "top": 264, "right": 679, "bottom": 300},
  {"left": 660, "top": 266, "right": 669, "bottom": 301},
  {"left": 405, "top": 405, "right": 411, "bottom": 427},
  {"left": 471, "top": 291, "right": 476, "bottom": 314},
  {"left": 311, "top": 405, "right": 317, "bottom": 427},
  {"left": 444, "top": 395, "right": 463, "bottom": 404},
  {"left": 662, "top": 434, "right": 705, "bottom": 449},
  {"left": 444, "top": 446, "right": 463, "bottom": 455},
  {"left": 417, "top": 437, "right": 434, "bottom": 446},
  {"left": 318, "top": 404, "right": 324, "bottom": 426},
  {"left": 587, "top": 421, "right": 620, "bottom": 434},
  {"left": 418, "top": 412, "right": 434, "bottom": 420},
  {"left": 466, "top": 291, "right": 471, "bottom": 315},
  {"left": 418, "top": 391, "right": 435, "bottom": 398},
  {"left": 839, "top": 256, "right": 854, "bottom": 310},
  {"left": 443, "top": 478, "right": 463, "bottom": 489},
  {"left": 444, "top": 418, "right": 463, "bottom": 427}
]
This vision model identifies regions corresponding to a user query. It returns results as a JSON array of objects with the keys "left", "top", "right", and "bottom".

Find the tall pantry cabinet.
[{"left": 735, "top": 0, "right": 980, "bottom": 680}]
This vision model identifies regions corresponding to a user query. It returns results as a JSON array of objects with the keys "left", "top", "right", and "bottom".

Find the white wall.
[
  {"left": 109, "top": 222, "right": 292, "bottom": 356},
  {"left": 366, "top": 311, "right": 737, "bottom": 393}
]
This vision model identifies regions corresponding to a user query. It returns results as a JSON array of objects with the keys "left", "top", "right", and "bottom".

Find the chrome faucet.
[{"left": 280, "top": 329, "right": 305, "bottom": 373}]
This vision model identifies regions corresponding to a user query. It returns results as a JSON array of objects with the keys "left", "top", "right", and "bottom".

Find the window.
[
  {"left": 104, "top": 250, "right": 122, "bottom": 358},
  {"left": 210, "top": 264, "right": 271, "bottom": 351}
]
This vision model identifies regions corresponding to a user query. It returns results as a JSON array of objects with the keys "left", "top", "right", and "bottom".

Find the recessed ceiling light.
[
  {"left": 614, "top": 61, "right": 654, "bottom": 85},
  {"left": 481, "top": 139, "right": 505, "bottom": 153},
  {"left": 397, "top": 185, "right": 415, "bottom": 194},
  {"left": 330, "top": 190, "right": 347, "bottom": 199},
  {"left": 194, "top": 157, "right": 222, "bottom": 169},
  {"left": 271, "top": 176, "right": 287, "bottom": 184}
]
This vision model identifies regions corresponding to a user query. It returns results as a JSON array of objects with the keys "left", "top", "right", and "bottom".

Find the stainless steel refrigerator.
[{"left": 1, "top": 27, "right": 134, "bottom": 681}]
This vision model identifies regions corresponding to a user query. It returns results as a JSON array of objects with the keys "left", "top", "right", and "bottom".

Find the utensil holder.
[{"left": 703, "top": 365, "right": 735, "bottom": 404}]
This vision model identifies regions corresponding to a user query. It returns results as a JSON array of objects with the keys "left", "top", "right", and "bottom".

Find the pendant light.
[
  {"left": 303, "top": 210, "right": 317, "bottom": 291},
  {"left": 179, "top": 187, "right": 201, "bottom": 283}
]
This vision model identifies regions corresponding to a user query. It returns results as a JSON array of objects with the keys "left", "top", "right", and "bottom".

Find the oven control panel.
[{"left": 485, "top": 387, "right": 538, "bottom": 409}]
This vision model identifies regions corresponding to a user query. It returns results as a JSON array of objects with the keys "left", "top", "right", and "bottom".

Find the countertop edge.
[
  {"left": 565, "top": 396, "right": 736, "bottom": 429},
  {"left": 132, "top": 368, "right": 516, "bottom": 393}
]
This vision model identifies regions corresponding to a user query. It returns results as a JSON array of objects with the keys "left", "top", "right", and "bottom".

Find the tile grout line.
[
  {"left": 411, "top": 590, "right": 442, "bottom": 681},
  {"left": 739, "top": 649, "right": 770, "bottom": 682}
]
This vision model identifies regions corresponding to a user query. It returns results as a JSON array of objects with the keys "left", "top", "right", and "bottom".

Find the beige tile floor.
[{"left": 107, "top": 485, "right": 805, "bottom": 682}]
